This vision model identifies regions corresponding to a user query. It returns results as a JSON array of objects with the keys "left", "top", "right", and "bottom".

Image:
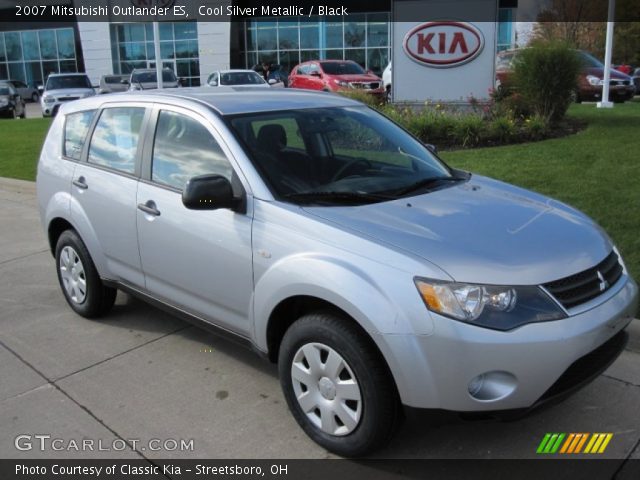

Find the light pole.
[
  {"left": 153, "top": 21, "right": 163, "bottom": 89},
  {"left": 597, "top": 0, "right": 615, "bottom": 108}
]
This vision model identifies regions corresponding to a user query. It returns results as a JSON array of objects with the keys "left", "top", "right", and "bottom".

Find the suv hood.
[
  {"left": 331, "top": 74, "right": 381, "bottom": 82},
  {"left": 583, "top": 67, "right": 631, "bottom": 80},
  {"left": 44, "top": 88, "right": 94, "bottom": 97},
  {"left": 303, "top": 175, "right": 612, "bottom": 285}
]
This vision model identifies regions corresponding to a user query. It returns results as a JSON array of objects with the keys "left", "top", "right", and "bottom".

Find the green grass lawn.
[
  {"left": 0, "top": 103, "right": 638, "bottom": 282},
  {"left": 0, "top": 117, "right": 51, "bottom": 181}
]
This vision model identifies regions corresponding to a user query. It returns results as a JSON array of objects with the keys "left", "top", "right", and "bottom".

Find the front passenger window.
[
  {"left": 88, "top": 107, "right": 145, "bottom": 174},
  {"left": 152, "top": 110, "right": 233, "bottom": 190}
]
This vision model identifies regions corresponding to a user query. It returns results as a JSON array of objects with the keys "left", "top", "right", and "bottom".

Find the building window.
[
  {"left": 0, "top": 28, "right": 77, "bottom": 86},
  {"left": 110, "top": 22, "right": 200, "bottom": 86},
  {"left": 243, "top": 13, "right": 391, "bottom": 77}
]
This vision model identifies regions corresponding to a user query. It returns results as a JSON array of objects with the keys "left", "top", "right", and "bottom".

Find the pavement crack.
[
  {"left": 0, "top": 248, "right": 49, "bottom": 266},
  {"left": 0, "top": 327, "right": 188, "bottom": 476},
  {"left": 602, "top": 373, "right": 640, "bottom": 388},
  {"left": 53, "top": 324, "right": 191, "bottom": 383}
]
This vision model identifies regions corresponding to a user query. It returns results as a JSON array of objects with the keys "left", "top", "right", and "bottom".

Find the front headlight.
[
  {"left": 587, "top": 75, "right": 604, "bottom": 86},
  {"left": 43, "top": 95, "right": 55, "bottom": 103},
  {"left": 414, "top": 278, "right": 567, "bottom": 331},
  {"left": 334, "top": 79, "right": 349, "bottom": 87},
  {"left": 0, "top": 98, "right": 8, "bottom": 106}
]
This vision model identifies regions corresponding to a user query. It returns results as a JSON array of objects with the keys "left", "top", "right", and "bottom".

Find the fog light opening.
[{"left": 467, "top": 371, "right": 517, "bottom": 402}]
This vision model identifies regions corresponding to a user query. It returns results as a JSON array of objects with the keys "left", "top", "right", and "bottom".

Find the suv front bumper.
[{"left": 375, "top": 276, "right": 638, "bottom": 411}]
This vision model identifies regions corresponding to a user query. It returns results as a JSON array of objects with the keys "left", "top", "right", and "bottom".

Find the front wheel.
[
  {"left": 55, "top": 230, "right": 116, "bottom": 318},
  {"left": 278, "top": 312, "right": 400, "bottom": 457}
]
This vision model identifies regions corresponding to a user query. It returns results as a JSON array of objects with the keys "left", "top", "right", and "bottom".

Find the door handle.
[
  {"left": 137, "top": 201, "right": 161, "bottom": 217},
  {"left": 72, "top": 177, "right": 88, "bottom": 189}
]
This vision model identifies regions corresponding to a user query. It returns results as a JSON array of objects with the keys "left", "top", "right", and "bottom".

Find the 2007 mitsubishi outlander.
[{"left": 37, "top": 88, "right": 638, "bottom": 456}]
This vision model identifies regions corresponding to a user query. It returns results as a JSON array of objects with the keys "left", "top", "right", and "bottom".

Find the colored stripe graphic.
[
  {"left": 538, "top": 433, "right": 613, "bottom": 454},
  {"left": 584, "top": 433, "right": 613, "bottom": 454},
  {"left": 537, "top": 433, "right": 565, "bottom": 454}
]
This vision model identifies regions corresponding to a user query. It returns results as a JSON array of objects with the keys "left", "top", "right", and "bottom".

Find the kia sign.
[
  {"left": 391, "top": 0, "right": 498, "bottom": 103},
  {"left": 403, "top": 21, "right": 485, "bottom": 68}
]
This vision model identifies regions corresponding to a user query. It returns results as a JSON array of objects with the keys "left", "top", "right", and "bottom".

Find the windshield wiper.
[
  {"left": 393, "top": 176, "right": 463, "bottom": 196},
  {"left": 284, "top": 191, "right": 395, "bottom": 204}
]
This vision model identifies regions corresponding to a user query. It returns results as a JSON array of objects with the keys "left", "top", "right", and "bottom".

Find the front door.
[{"left": 136, "top": 107, "right": 254, "bottom": 335}]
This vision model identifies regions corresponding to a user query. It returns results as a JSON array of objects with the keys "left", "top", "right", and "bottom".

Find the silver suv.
[
  {"left": 40, "top": 73, "right": 95, "bottom": 117},
  {"left": 36, "top": 88, "right": 638, "bottom": 456}
]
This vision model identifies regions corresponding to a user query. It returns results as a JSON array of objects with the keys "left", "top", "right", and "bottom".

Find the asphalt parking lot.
[{"left": 1, "top": 177, "right": 639, "bottom": 469}]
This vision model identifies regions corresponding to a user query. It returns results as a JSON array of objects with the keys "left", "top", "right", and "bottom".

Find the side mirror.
[
  {"left": 37, "top": 85, "right": 44, "bottom": 93},
  {"left": 425, "top": 144, "right": 438, "bottom": 154},
  {"left": 178, "top": 77, "right": 186, "bottom": 86},
  {"left": 121, "top": 78, "right": 130, "bottom": 84},
  {"left": 268, "top": 78, "right": 277, "bottom": 85},
  {"left": 182, "top": 174, "right": 239, "bottom": 211}
]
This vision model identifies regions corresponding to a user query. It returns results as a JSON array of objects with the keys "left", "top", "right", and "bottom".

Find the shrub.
[
  {"left": 524, "top": 115, "right": 550, "bottom": 140},
  {"left": 490, "top": 116, "right": 516, "bottom": 143},
  {"left": 338, "top": 89, "right": 385, "bottom": 107},
  {"left": 452, "top": 115, "right": 485, "bottom": 147},
  {"left": 512, "top": 41, "right": 581, "bottom": 123}
]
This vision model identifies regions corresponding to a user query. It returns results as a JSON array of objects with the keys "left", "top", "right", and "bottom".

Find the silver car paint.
[{"left": 37, "top": 89, "right": 639, "bottom": 412}]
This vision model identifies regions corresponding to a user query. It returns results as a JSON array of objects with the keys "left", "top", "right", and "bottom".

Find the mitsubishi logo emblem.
[{"left": 597, "top": 271, "right": 608, "bottom": 292}]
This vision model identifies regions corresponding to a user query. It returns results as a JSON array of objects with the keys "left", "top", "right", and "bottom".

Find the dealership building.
[{"left": 0, "top": 0, "right": 517, "bottom": 88}]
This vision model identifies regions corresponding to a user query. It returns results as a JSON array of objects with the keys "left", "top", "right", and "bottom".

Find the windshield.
[
  {"left": 220, "top": 71, "right": 265, "bottom": 85},
  {"left": 320, "top": 62, "right": 366, "bottom": 75},
  {"left": 131, "top": 71, "right": 177, "bottom": 83},
  {"left": 46, "top": 75, "right": 91, "bottom": 90},
  {"left": 228, "top": 106, "right": 458, "bottom": 205}
]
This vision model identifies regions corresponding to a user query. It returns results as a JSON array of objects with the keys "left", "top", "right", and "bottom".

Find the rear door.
[
  {"left": 135, "top": 105, "right": 254, "bottom": 334},
  {"left": 71, "top": 104, "right": 149, "bottom": 287}
]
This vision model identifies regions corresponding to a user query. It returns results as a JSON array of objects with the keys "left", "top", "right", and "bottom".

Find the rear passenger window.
[
  {"left": 64, "top": 110, "right": 95, "bottom": 160},
  {"left": 88, "top": 107, "right": 145, "bottom": 174},
  {"left": 151, "top": 110, "right": 233, "bottom": 190}
]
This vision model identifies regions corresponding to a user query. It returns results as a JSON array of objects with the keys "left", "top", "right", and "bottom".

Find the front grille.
[
  {"left": 610, "top": 80, "right": 630, "bottom": 86},
  {"left": 350, "top": 82, "right": 380, "bottom": 90},
  {"left": 538, "top": 331, "right": 628, "bottom": 402},
  {"left": 543, "top": 251, "right": 623, "bottom": 309},
  {"left": 58, "top": 97, "right": 79, "bottom": 102}
]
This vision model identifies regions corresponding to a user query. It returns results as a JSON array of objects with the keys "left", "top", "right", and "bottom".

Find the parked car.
[
  {"left": 207, "top": 69, "right": 271, "bottom": 88},
  {"left": 633, "top": 68, "right": 640, "bottom": 94},
  {"left": 40, "top": 73, "right": 95, "bottom": 117},
  {"left": 5, "top": 79, "right": 39, "bottom": 102},
  {"left": 37, "top": 89, "right": 638, "bottom": 457},
  {"left": 0, "top": 82, "right": 26, "bottom": 118},
  {"left": 125, "top": 68, "right": 180, "bottom": 91},
  {"left": 289, "top": 60, "right": 384, "bottom": 96},
  {"left": 496, "top": 49, "right": 635, "bottom": 103},
  {"left": 382, "top": 62, "right": 392, "bottom": 100},
  {"left": 98, "top": 74, "right": 129, "bottom": 94}
]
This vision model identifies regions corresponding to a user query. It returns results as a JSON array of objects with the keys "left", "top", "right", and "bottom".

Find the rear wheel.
[
  {"left": 31, "top": 92, "right": 39, "bottom": 102},
  {"left": 278, "top": 312, "right": 400, "bottom": 457},
  {"left": 55, "top": 230, "right": 116, "bottom": 318}
]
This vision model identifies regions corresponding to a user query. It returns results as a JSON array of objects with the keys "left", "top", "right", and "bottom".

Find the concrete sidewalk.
[{"left": 1, "top": 177, "right": 639, "bottom": 468}]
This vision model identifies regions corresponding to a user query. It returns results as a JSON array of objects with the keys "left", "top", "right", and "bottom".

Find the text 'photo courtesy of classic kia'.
[{"left": 36, "top": 87, "right": 638, "bottom": 457}]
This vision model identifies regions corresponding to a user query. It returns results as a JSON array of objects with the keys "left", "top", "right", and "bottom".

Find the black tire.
[
  {"left": 20, "top": 103, "right": 26, "bottom": 119},
  {"left": 31, "top": 92, "right": 39, "bottom": 102},
  {"left": 55, "top": 230, "right": 116, "bottom": 318},
  {"left": 278, "top": 312, "right": 400, "bottom": 457}
]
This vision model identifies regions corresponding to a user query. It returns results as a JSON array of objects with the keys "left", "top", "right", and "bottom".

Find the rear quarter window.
[
  {"left": 64, "top": 110, "right": 96, "bottom": 160},
  {"left": 88, "top": 107, "right": 145, "bottom": 174}
]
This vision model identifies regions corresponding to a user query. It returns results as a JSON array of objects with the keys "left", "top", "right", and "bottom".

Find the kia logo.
[{"left": 403, "top": 21, "right": 485, "bottom": 68}]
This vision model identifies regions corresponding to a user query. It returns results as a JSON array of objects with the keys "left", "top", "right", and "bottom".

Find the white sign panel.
[{"left": 392, "top": 0, "right": 498, "bottom": 103}]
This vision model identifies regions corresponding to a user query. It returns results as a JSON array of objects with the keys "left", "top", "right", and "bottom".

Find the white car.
[
  {"left": 206, "top": 69, "right": 276, "bottom": 88},
  {"left": 40, "top": 73, "right": 95, "bottom": 117},
  {"left": 382, "top": 62, "right": 392, "bottom": 100}
]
